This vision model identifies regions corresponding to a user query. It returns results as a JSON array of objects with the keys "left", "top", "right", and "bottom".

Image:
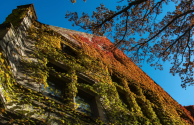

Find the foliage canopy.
[{"left": 67, "top": 0, "right": 194, "bottom": 88}]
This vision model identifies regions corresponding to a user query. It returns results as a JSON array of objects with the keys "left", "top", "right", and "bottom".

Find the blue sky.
[{"left": 0, "top": 0, "right": 193, "bottom": 106}]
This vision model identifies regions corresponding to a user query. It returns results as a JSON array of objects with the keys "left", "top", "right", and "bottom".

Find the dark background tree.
[{"left": 66, "top": 0, "right": 194, "bottom": 88}]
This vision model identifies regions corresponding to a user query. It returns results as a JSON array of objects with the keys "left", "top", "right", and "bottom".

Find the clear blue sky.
[{"left": 0, "top": 0, "right": 193, "bottom": 106}]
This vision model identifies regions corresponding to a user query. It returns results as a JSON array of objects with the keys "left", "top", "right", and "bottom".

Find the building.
[{"left": 0, "top": 4, "right": 194, "bottom": 125}]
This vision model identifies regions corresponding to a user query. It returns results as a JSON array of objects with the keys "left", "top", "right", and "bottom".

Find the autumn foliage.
[
  {"left": 50, "top": 25, "right": 194, "bottom": 124},
  {"left": 0, "top": 3, "right": 194, "bottom": 125}
]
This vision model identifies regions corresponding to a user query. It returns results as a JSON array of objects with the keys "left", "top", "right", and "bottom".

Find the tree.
[{"left": 66, "top": 0, "right": 194, "bottom": 88}]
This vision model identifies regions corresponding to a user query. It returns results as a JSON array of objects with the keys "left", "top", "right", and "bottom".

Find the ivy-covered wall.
[{"left": 0, "top": 4, "right": 194, "bottom": 125}]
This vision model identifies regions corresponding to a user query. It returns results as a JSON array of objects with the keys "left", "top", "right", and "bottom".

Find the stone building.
[{"left": 0, "top": 4, "right": 193, "bottom": 125}]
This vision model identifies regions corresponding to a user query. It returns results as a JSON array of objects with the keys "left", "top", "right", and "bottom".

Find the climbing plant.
[{"left": 0, "top": 5, "right": 194, "bottom": 125}]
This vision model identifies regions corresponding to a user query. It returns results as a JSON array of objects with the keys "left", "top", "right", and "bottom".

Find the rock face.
[{"left": 184, "top": 105, "right": 194, "bottom": 118}]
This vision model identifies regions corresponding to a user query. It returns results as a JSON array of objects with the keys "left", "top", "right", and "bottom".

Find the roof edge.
[{"left": 17, "top": 4, "right": 38, "bottom": 20}]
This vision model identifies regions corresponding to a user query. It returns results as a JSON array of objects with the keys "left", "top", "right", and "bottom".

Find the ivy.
[{"left": 0, "top": 5, "right": 193, "bottom": 125}]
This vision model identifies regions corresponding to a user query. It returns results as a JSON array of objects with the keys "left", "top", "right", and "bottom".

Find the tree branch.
[
  {"left": 185, "top": 27, "right": 191, "bottom": 72},
  {"left": 130, "top": 9, "right": 194, "bottom": 51},
  {"left": 114, "top": 13, "right": 129, "bottom": 47},
  {"left": 95, "top": 0, "right": 147, "bottom": 28},
  {"left": 160, "top": 25, "right": 194, "bottom": 56}
]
